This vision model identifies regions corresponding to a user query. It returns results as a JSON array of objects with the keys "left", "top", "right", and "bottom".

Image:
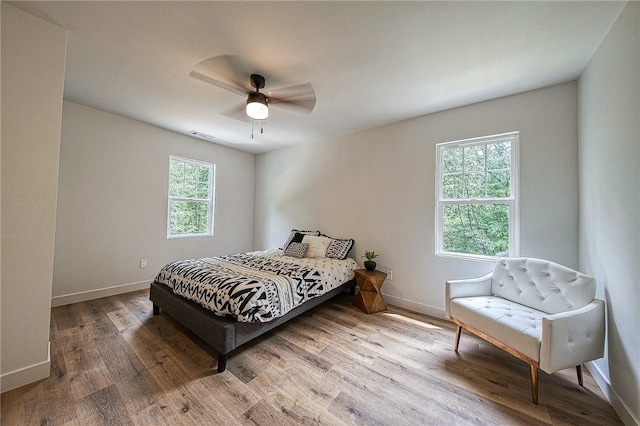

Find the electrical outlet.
[
  {"left": 386, "top": 269, "right": 393, "bottom": 280},
  {"left": 140, "top": 258, "right": 148, "bottom": 268}
]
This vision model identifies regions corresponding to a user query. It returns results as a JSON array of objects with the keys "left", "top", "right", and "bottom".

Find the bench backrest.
[{"left": 491, "top": 258, "right": 595, "bottom": 314}]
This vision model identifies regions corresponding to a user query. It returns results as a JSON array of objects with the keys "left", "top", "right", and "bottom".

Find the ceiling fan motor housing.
[
  {"left": 247, "top": 92, "right": 268, "bottom": 106},
  {"left": 250, "top": 74, "right": 266, "bottom": 91}
]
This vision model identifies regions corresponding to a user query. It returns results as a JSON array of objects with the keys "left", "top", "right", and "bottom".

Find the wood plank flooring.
[{"left": 1, "top": 289, "right": 622, "bottom": 425}]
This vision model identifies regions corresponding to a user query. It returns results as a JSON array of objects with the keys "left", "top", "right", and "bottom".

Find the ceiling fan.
[{"left": 189, "top": 55, "right": 316, "bottom": 122}]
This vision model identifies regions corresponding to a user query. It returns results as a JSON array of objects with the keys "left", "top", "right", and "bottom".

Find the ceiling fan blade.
[
  {"left": 222, "top": 102, "right": 250, "bottom": 122},
  {"left": 269, "top": 97, "right": 316, "bottom": 114},
  {"left": 267, "top": 82, "right": 315, "bottom": 101},
  {"left": 190, "top": 54, "right": 270, "bottom": 96},
  {"left": 189, "top": 69, "right": 248, "bottom": 97},
  {"left": 267, "top": 82, "right": 316, "bottom": 113}
]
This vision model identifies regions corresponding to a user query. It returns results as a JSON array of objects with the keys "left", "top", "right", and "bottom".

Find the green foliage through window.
[
  {"left": 169, "top": 201, "right": 209, "bottom": 236},
  {"left": 437, "top": 133, "right": 517, "bottom": 258},
  {"left": 168, "top": 156, "right": 214, "bottom": 237},
  {"left": 441, "top": 142, "right": 511, "bottom": 199},
  {"left": 443, "top": 203, "right": 509, "bottom": 257}
]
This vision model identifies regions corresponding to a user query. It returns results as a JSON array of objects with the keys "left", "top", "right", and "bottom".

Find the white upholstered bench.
[{"left": 445, "top": 258, "right": 605, "bottom": 403}]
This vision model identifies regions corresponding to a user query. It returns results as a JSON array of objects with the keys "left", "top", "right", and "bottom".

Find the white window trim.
[
  {"left": 435, "top": 132, "right": 520, "bottom": 261},
  {"left": 167, "top": 155, "right": 216, "bottom": 239}
]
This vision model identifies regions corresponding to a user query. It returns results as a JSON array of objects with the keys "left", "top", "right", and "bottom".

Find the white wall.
[
  {"left": 578, "top": 3, "right": 639, "bottom": 425},
  {"left": 255, "top": 82, "right": 579, "bottom": 317},
  {"left": 1, "top": 4, "right": 67, "bottom": 392},
  {"left": 52, "top": 101, "right": 255, "bottom": 304}
]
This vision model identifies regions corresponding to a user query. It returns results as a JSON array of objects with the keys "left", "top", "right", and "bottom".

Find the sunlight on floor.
[{"left": 380, "top": 312, "right": 443, "bottom": 330}]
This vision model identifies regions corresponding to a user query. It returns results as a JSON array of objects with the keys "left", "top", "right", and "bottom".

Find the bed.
[{"left": 149, "top": 231, "right": 358, "bottom": 372}]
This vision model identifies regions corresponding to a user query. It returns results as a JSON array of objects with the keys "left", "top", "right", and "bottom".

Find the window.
[
  {"left": 167, "top": 156, "right": 215, "bottom": 238},
  {"left": 435, "top": 132, "right": 519, "bottom": 259}
]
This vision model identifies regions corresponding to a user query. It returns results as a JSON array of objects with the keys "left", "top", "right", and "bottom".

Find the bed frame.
[{"left": 150, "top": 279, "right": 356, "bottom": 373}]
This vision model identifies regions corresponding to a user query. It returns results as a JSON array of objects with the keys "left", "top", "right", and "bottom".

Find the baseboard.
[
  {"left": 382, "top": 293, "right": 447, "bottom": 319},
  {"left": 1, "top": 342, "right": 51, "bottom": 393},
  {"left": 586, "top": 361, "right": 639, "bottom": 426},
  {"left": 51, "top": 280, "right": 151, "bottom": 307}
]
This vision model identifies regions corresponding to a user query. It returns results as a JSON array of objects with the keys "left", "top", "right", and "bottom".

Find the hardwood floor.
[{"left": 1, "top": 289, "right": 622, "bottom": 425}]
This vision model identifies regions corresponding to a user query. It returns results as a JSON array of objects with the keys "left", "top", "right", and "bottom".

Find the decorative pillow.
[
  {"left": 289, "top": 232, "right": 309, "bottom": 245},
  {"left": 284, "top": 242, "right": 309, "bottom": 259},
  {"left": 326, "top": 238, "right": 355, "bottom": 260},
  {"left": 282, "top": 229, "right": 320, "bottom": 250},
  {"left": 302, "top": 235, "right": 332, "bottom": 258}
]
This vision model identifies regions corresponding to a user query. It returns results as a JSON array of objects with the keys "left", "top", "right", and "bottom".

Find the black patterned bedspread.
[{"left": 154, "top": 251, "right": 326, "bottom": 322}]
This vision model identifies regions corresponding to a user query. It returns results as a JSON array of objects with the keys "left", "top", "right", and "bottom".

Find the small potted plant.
[{"left": 362, "top": 250, "right": 379, "bottom": 271}]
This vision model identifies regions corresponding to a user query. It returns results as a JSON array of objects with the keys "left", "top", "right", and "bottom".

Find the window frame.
[
  {"left": 435, "top": 132, "right": 520, "bottom": 261},
  {"left": 167, "top": 155, "right": 215, "bottom": 239}
]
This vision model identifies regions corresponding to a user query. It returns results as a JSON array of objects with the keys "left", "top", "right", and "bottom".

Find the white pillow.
[{"left": 302, "top": 235, "right": 332, "bottom": 258}]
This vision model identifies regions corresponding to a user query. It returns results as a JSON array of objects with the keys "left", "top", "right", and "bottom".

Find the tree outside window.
[
  {"left": 167, "top": 156, "right": 215, "bottom": 238},
  {"left": 436, "top": 133, "right": 519, "bottom": 259}
]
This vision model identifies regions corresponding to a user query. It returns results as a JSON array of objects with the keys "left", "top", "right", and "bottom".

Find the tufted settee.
[{"left": 445, "top": 258, "right": 605, "bottom": 403}]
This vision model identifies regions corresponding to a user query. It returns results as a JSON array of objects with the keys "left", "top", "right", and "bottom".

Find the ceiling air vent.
[{"left": 189, "top": 130, "right": 215, "bottom": 141}]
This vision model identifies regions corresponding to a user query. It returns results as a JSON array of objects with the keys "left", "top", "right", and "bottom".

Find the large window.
[
  {"left": 167, "top": 156, "right": 215, "bottom": 238},
  {"left": 435, "top": 132, "right": 519, "bottom": 259}
]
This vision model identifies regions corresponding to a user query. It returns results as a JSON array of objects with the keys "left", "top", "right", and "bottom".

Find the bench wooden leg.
[
  {"left": 152, "top": 303, "right": 160, "bottom": 315},
  {"left": 530, "top": 364, "right": 539, "bottom": 404},
  {"left": 454, "top": 325, "right": 462, "bottom": 351},
  {"left": 576, "top": 364, "right": 583, "bottom": 386},
  {"left": 453, "top": 319, "right": 543, "bottom": 404}
]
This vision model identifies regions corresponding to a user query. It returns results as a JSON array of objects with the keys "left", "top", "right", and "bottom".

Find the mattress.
[{"left": 154, "top": 249, "right": 359, "bottom": 322}]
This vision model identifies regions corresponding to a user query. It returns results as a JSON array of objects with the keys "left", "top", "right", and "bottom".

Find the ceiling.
[{"left": 9, "top": 1, "right": 626, "bottom": 154}]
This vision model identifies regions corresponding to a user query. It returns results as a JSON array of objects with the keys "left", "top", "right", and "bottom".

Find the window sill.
[
  {"left": 436, "top": 252, "right": 506, "bottom": 263},
  {"left": 167, "top": 233, "right": 214, "bottom": 240}
]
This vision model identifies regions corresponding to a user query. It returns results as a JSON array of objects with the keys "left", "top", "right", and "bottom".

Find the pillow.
[
  {"left": 289, "top": 232, "right": 309, "bottom": 245},
  {"left": 284, "top": 242, "right": 309, "bottom": 259},
  {"left": 301, "top": 235, "right": 332, "bottom": 258},
  {"left": 282, "top": 229, "right": 320, "bottom": 250},
  {"left": 326, "top": 238, "right": 355, "bottom": 260}
]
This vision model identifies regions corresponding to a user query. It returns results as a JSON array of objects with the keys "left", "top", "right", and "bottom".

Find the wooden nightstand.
[{"left": 353, "top": 269, "right": 388, "bottom": 314}]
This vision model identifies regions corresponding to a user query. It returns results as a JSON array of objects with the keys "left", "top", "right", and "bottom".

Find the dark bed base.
[{"left": 149, "top": 279, "right": 356, "bottom": 373}]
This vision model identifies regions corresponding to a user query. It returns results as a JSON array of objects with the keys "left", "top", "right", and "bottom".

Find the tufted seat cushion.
[{"left": 449, "top": 295, "right": 544, "bottom": 361}]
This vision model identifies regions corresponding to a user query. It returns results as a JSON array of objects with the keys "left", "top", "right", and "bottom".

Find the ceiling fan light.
[{"left": 246, "top": 92, "right": 269, "bottom": 120}]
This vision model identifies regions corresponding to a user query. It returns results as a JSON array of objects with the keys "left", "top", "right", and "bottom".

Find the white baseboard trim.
[
  {"left": 382, "top": 293, "right": 447, "bottom": 319},
  {"left": 1, "top": 342, "right": 51, "bottom": 393},
  {"left": 51, "top": 280, "right": 151, "bottom": 307},
  {"left": 586, "top": 361, "right": 638, "bottom": 426}
]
